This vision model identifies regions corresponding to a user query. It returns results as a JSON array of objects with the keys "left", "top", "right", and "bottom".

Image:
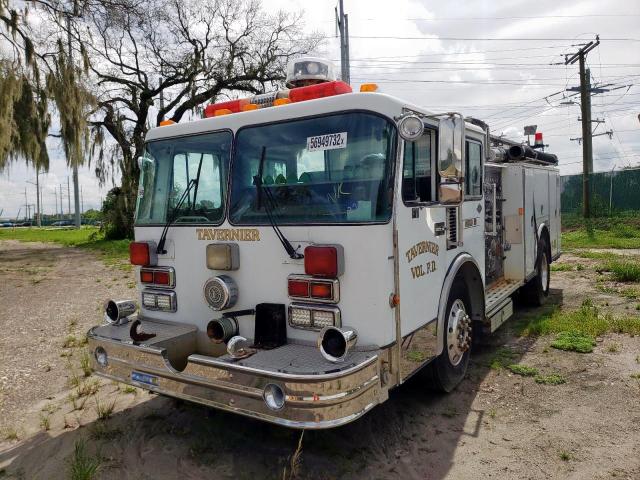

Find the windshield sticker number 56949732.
[{"left": 307, "top": 132, "right": 347, "bottom": 152}]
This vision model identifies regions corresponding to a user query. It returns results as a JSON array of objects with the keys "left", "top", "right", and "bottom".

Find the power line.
[
  {"left": 344, "top": 35, "right": 640, "bottom": 42},
  {"left": 335, "top": 14, "right": 640, "bottom": 21}
]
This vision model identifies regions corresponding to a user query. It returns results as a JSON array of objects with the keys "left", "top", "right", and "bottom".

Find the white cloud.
[{"left": 2, "top": 0, "right": 639, "bottom": 217}]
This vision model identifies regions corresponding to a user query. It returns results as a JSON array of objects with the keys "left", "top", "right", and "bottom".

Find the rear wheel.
[
  {"left": 430, "top": 281, "right": 472, "bottom": 392},
  {"left": 523, "top": 239, "right": 550, "bottom": 306}
]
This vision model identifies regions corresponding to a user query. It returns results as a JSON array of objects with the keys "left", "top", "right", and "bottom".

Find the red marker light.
[
  {"left": 310, "top": 282, "right": 333, "bottom": 299},
  {"left": 204, "top": 98, "right": 249, "bottom": 118},
  {"left": 288, "top": 279, "right": 310, "bottom": 298},
  {"left": 289, "top": 81, "right": 352, "bottom": 103},
  {"left": 153, "top": 270, "right": 170, "bottom": 285},
  {"left": 140, "top": 269, "right": 154, "bottom": 283},
  {"left": 534, "top": 132, "right": 544, "bottom": 146},
  {"left": 304, "top": 245, "right": 343, "bottom": 277},
  {"left": 130, "top": 242, "right": 151, "bottom": 266}
]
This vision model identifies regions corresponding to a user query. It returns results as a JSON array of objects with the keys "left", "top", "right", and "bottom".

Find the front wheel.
[{"left": 430, "top": 281, "right": 472, "bottom": 393}]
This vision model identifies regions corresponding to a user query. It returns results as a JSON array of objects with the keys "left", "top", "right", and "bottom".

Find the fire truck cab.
[{"left": 89, "top": 58, "right": 561, "bottom": 429}]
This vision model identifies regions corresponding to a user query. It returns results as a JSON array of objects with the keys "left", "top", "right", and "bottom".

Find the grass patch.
[
  {"left": 79, "top": 350, "right": 93, "bottom": 377},
  {"left": 559, "top": 450, "right": 572, "bottom": 461},
  {"left": 62, "top": 334, "right": 88, "bottom": 349},
  {"left": 2, "top": 428, "right": 18, "bottom": 441},
  {"left": 630, "top": 373, "right": 640, "bottom": 379},
  {"left": 488, "top": 347, "right": 518, "bottom": 370},
  {"left": 122, "top": 385, "right": 137, "bottom": 394},
  {"left": 518, "top": 299, "right": 640, "bottom": 338},
  {"left": 606, "top": 342, "right": 620, "bottom": 353},
  {"left": 89, "top": 422, "right": 122, "bottom": 441},
  {"left": 562, "top": 214, "right": 640, "bottom": 249},
  {"left": 551, "top": 263, "right": 573, "bottom": 272},
  {"left": 0, "top": 227, "right": 130, "bottom": 265},
  {"left": 551, "top": 331, "right": 596, "bottom": 353},
  {"left": 95, "top": 397, "right": 116, "bottom": 420},
  {"left": 67, "top": 439, "right": 101, "bottom": 480},
  {"left": 406, "top": 350, "right": 426, "bottom": 362},
  {"left": 534, "top": 373, "right": 566, "bottom": 385},
  {"left": 39, "top": 414, "right": 51, "bottom": 431},
  {"left": 571, "top": 250, "right": 613, "bottom": 260},
  {"left": 77, "top": 379, "right": 100, "bottom": 398},
  {"left": 506, "top": 364, "right": 539, "bottom": 376},
  {"left": 603, "top": 260, "right": 640, "bottom": 282}
]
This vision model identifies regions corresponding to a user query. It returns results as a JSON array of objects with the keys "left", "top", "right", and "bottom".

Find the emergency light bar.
[{"left": 204, "top": 81, "right": 352, "bottom": 118}]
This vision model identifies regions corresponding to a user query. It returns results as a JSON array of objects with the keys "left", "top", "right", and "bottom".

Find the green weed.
[
  {"left": 559, "top": 450, "right": 572, "bottom": 461},
  {"left": 551, "top": 331, "right": 596, "bottom": 353},
  {"left": 506, "top": 364, "right": 539, "bottom": 376},
  {"left": 518, "top": 299, "right": 640, "bottom": 338},
  {"left": 39, "top": 414, "right": 50, "bottom": 431},
  {"left": 67, "top": 439, "right": 101, "bottom": 480},
  {"left": 122, "top": 385, "right": 137, "bottom": 394},
  {"left": 95, "top": 397, "right": 116, "bottom": 420},
  {"left": 89, "top": 422, "right": 122, "bottom": 441},
  {"left": 77, "top": 379, "right": 100, "bottom": 398},
  {"left": 534, "top": 373, "right": 566, "bottom": 385},
  {"left": 604, "top": 261, "right": 640, "bottom": 282},
  {"left": 488, "top": 347, "right": 518, "bottom": 369},
  {"left": 79, "top": 350, "right": 93, "bottom": 377},
  {"left": 0, "top": 227, "right": 130, "bottom": 264},
  {"left": 2, "top": 428, "right": 18, "bottom": 441},
  {"left": 406, "top": 350, "right": 426, "bottom": 362},
  {"left": 606, "top": 343, "right": 620, "bottom": 353},
  {"left": 630, "top": 373, "right": 640, "bottom": 379},
  {"left": 551, "top": 263, "right": 574, "bottom": 272}
]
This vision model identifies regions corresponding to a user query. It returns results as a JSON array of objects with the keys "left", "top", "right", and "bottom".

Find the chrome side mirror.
[{"left": 438, "top": 114, "right": 465, "bottom": 179}]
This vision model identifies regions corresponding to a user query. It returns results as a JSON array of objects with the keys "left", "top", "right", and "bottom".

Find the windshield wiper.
[
  {"left": 156, "top": 155, "right": 205, "bottom": 254},
  {"left": 254, "top": 146, "right": 303, "bottom": 260}
]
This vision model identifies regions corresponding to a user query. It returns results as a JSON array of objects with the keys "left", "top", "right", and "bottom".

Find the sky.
[{"left": 1, "top": 0, "right": 639, "bottom": 219}]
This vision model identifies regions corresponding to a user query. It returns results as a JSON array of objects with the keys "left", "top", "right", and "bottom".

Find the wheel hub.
[{"left": 447, "top": 299, "right": 472, "bottom": 366}]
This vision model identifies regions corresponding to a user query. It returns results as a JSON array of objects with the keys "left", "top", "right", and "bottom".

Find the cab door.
[{"left": 395, "top": 127, "right": 447, "bottom": 380}]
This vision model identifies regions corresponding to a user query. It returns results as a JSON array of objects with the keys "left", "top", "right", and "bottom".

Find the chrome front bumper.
[{"left": 87, "top": 319, "right": 388, "bottom": 429}]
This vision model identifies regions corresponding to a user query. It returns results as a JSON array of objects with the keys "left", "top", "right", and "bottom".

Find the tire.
[
  {"left": 523, "top": 239, "right": 550, "bottom": 307},
  {"left": 430, "top": 281, "right": 473, "bottom": 393}
]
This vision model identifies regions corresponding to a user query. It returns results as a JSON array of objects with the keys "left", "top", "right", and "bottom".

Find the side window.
[
  {"left": 402, "top": 131, "right": 433, "bottom": 203},
  {"left": 465, "top": 141, "right": 482, "bottom": 197}
]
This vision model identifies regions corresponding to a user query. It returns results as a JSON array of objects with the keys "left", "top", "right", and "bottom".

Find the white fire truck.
[{"left": 90, "top": 58, "right": 561, "bottom": 429}]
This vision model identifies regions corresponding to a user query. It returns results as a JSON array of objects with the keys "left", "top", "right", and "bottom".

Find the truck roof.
[{"left": 146, "top": 90, "right": 485, "bottom": 142}]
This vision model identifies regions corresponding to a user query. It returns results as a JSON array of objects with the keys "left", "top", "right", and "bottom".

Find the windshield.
[
  {"left": 229, "top": 112, "right": 396, "bottom": 225},
  {"left": 136, "top": 131, "right": 232, "bottom": 225}
]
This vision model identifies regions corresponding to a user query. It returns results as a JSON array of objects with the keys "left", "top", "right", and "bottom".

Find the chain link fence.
[{"left": 561, "top": 167, "right": 640, "bottom": 215}]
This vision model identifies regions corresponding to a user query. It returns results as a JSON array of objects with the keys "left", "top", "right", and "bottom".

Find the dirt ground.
[{"left": 0, "top": 241, "right": 639, "bottom": 480}]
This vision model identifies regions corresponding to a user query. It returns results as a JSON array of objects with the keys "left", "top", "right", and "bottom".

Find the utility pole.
[
  {"left": 81, "top": 185, "right": 84, "bottom": 218},
  {"left": 54, "top": 187, "right": 58, "bottom": 219},
  {"left": 335, "top": 0, "right": 350, "bottom": 84},
  {"left": 67, "top": 176, "right": 71, "bottom": 220},
  {"left": 65, "top": 12, "right": 82, "bottom": 228},
  {"left": 24, "top": 187, "right": 28, "bottom": 221},
  {"left": 60, "top": 183, "right": 64, "bottom": 217},
  {"left": 564, "top": 36, "right": 600, "bottom": 218}
]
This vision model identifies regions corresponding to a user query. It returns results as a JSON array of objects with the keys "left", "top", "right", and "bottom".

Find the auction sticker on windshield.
[{"left": 307, "top": 132, "right": 347, "bottom": 152}]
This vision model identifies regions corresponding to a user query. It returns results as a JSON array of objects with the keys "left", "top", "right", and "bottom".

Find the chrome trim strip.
[
  {"left": 187, "top": 350, "right": 376, "bottom": 381},
  {"left": 94, "top": 369, "right": 378, "bottom": 430}
]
